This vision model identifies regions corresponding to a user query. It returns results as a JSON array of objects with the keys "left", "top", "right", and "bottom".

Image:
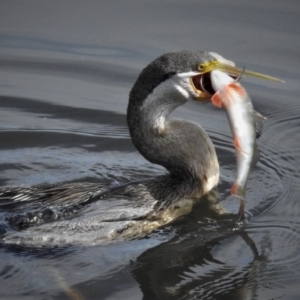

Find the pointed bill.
[{"left": 198, "top": 61, "right": 284, "bottom": 83}]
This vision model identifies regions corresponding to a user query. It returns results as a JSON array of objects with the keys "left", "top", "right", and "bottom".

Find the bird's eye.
[{"left": 198, "top": 64, "right": 205, "bottom": 72}]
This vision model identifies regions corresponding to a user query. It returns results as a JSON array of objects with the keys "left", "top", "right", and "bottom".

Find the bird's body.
[{"left": 0, "top": 51, "right": 277, "bottom": 245}]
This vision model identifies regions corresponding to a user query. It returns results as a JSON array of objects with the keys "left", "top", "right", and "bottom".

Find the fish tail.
[
  {"left": 237, "top": 199, "right": 246, "bottom": 221},
  {"left": 231, "top": 182, "right": 245, "bottom": 199},
  {"left": 231, "top": 183, "right": 246, "bottom": 221}
]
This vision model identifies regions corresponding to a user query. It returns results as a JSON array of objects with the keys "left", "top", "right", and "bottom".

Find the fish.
[{"left": 209, "top": 70, "right": 265, "bottom": 221}]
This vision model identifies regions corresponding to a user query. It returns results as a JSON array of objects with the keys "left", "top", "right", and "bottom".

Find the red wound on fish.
[
  {"left": 234, "top": 136, "right": 242, "bottom": 151},
  {"left": 228, "top": 83, "right": 245, "bottom": 97},
  {"left": 231, "top": 183, "right": 237, "bottom": 195},
  {"left": 211, "top": 93, "right": 223, "bottom": 107},
  {"left": 231, "top": 182, "right": 245, "bottom": 199}
]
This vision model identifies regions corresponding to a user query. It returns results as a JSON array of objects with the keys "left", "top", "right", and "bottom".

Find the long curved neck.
[
  {"left": 127, "top": 76, "right": 219, "bottom": 199},
  {"left": 128, "top": 75, "right": 186, "bottom": 165},
  {"left": 128, "top": 73, "right": 188, "bottom": 168}
]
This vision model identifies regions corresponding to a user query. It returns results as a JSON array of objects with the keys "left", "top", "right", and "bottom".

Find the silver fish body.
[
  {"left": 210, "top": 70, "right": 262, "bottom": 219},
  {"left": 228, "top": 93, "right": 258, "bottom": 192}
]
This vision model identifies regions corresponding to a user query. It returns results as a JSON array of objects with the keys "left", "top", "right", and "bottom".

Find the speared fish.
[{"left": 210, "top": 70, "right": 265, "bottom": 221}]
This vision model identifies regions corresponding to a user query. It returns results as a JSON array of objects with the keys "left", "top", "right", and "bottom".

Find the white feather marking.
[
  {"left": 155, "top": 115, "right": 165, "bottom": 135},
  {"left": 171, "top": 71, "right": 200, "bottom": 99},
  {"left": 204, "top": 174, "right": 219, "bottom": 194},
  {"left": 141, "top": 71, "right": 200, "bottom": 111},
  {"left": 140, "top": 72, "right": 200, "bottom": 136}
]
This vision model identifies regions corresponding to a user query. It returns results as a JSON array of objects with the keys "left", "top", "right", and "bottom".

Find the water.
[{"left": 1, "top": 0, "right": 300, "bottom": 299}]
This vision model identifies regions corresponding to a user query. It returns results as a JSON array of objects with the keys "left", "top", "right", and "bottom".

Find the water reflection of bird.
[{"left": 0, "top": 51, "right": 272, "bottom": 244}]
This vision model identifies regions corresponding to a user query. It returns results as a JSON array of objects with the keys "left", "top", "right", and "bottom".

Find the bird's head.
[
  {"left": 129, "top": 51, "right": 282, "bottom": 110},
  {"left": 190, "top": 51, "right": 283, "bottom": 102}
]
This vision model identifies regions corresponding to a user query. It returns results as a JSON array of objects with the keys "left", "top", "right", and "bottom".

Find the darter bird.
[{"left": 0, "top": 51, "right": 280, "bottom": 245}]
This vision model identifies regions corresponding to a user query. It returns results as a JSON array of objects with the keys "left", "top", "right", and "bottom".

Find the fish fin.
[
  {"left": 252, "top": 143, "right": 260, "bottom": 167},
  {"left": 231, "top": 182, "right": 246, "bottom": 199},
  {"left": 253, "top": 110, "right": 266, "bottom": 138},
  {"left": 228, "top": 83, "right": 245, "bottom": 97},
  {"left": 254, "top": 110, "right": 266, "bottom": 120},
  {"left": 211, "top": 92, "right": 223, "bottom": 107},
  {"left": 234, "top": 136, "right": 242, "bottom": 151}
]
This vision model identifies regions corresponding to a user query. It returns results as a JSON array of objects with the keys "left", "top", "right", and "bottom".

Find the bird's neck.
[
  {"left": 127, "top": 76, "right": 219, "bottom": 199},
  {"left": 127, "top": 76, "right": 186, "bottom": 168},
  {"left": 131, "top": 78, "right": 187, "bottom": 136}
]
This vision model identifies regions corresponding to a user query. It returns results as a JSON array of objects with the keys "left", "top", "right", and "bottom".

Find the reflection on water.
[
  {"left": 132, "top": 227, "right": 261, "bottom": 300},
  {"left": 1, "top": 0, "right": 300, "bottom": 299}
]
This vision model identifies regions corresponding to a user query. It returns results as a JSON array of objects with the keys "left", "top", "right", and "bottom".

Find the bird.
[{"left": 0, "top": 51, "right": 277, "bottom": 245}]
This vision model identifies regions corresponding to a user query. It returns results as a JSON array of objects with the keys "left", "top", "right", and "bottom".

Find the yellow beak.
[{"left": 198, "top": 61, "right": 284, "bottom": 83}]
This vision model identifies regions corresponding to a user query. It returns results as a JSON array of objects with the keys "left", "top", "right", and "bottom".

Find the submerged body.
[{"left": 210, "top": 70, "right": 263, "bottom": 220}]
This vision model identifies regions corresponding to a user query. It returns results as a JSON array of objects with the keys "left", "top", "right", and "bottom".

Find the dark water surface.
[{"left": 1, "top": 1, "right": 300, "bottom": 299}]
